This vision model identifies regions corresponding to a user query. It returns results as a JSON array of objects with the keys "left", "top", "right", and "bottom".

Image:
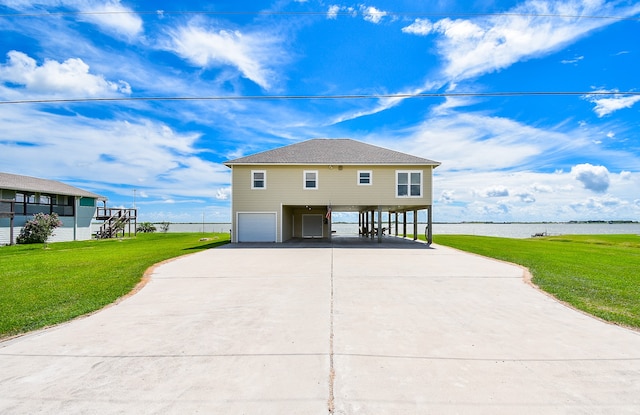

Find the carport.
[{"left": 282, "top": 203, "right": 434, "bottom": 244}]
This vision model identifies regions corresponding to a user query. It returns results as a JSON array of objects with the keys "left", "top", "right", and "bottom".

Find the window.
[
  {"left": 396, "top": 171, "right": 422, "bottom": 197},
  {"left": 251, "top": 170, "right": 266, "bottom": 189},
  {"left": 304, "top": 170, "right": 318, "bottom": 189},
  {"left": 14, "top": 192, "right": 75, "bottom": 216},
  {"left": 358, "top": 170, "right": 372, "bottom": 185}
]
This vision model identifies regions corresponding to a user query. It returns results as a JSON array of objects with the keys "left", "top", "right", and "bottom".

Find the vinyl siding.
[
  {"left": 231, "top": 164, "right": 434, "bottom": 210},
  {"left": 0, "top": 204, "right": 98, "bottom": 245}
]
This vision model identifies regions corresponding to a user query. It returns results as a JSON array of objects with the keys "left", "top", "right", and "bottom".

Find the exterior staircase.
[{"left": 95, "top": 207, "right": 137, "bottom": 239}]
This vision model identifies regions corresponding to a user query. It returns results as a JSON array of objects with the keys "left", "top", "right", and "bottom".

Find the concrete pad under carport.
[{"left": 0, "top": 241, "right": 639, "bottom": 414}]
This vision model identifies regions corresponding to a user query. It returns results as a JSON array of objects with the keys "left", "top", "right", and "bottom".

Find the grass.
[
  {"left": 429, "top": 234, "right": 640, "bottom": 329},
  {"left": 0, "top": 233, "right": 229, "bottom": 339}
]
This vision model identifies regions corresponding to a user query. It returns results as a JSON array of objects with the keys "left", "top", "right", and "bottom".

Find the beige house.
[{"left": 224, "top": 139, "right": 440, "bottom": 244}]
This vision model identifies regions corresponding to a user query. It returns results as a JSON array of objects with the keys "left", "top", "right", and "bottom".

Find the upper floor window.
[
  {"left": 304, "top": 170, "right": 318, "bottom": 189},
  {"left": 396, "top": 171, "right": 422, "bottom": 197},
  {"left": 252, "top": 170, "right": 266, "bottom": 189},
  {"left": 358, "top": 170, "right": 372, "bottom": 185}
]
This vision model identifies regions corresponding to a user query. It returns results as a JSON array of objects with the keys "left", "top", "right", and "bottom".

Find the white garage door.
[{"left": 237, "top": 213, "right": 277, "bottom": 242}]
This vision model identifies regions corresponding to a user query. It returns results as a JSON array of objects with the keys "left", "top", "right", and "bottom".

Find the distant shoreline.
[{"left": 94, "top": 220, "right": 638, "bottom": 225}]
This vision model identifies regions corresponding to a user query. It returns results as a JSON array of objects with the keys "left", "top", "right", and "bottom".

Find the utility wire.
[
  {"left": 0, "top": 10, "right": 638, "bottom": 21},
  {"left": 1, "top": 91, "right": 638, "bottom": 105}
]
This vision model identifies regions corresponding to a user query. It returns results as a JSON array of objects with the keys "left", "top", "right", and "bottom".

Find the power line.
[
  {"left": 0, "top": 9, "right": 638, "bottom": 21},
  {"left": 1, "top": 91, "right": 639, "bottom": 105}
]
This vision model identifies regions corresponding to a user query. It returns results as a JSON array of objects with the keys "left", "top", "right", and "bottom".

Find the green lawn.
[
  {"left": 0, "top": 233, "right": 229, "bottom": 339},
  {"left": 431, "top": 234, "right": 640, "bottom": 329}
]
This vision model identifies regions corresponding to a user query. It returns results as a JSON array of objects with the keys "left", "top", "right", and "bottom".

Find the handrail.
[{"left": 95, "top": 207, "right": 137, "bottom": 239}]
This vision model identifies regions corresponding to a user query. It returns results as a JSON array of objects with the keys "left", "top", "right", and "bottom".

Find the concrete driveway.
[{"left": 1, "top": 239, "right": 640, "bottom": 414}]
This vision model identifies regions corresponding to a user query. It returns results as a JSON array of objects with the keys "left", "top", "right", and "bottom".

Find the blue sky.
[{"left": 1, "top": 0, "right": 639, "bottom": 223}]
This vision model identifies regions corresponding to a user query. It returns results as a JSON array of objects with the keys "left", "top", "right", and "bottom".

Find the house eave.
[{"left": 224, "top": 161, "right": 441, "bottom": 168}]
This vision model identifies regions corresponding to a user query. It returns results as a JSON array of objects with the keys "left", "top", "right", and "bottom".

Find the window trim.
[
  {"left": 251, "top": 170, "right": 267, "bottom": 190},
  {"left": 303, "top": 170, "right": 318, "bottom": 190},
  {"left": 357, "top": 170, "right": 372, "bottom": 186},
  {"left": 396, "top": 170, "right": 423, "bottom": 198}
]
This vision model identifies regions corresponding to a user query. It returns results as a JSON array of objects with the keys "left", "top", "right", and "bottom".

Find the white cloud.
[
  {"left": 571, "top": 163, "right": 610, "bottom": 193},
  {"left": 403, "top": 110, "right": 552, "bottom": 172},
  {"left": 402, "top": 18, "right": 434, "bottom": 35},
  {"left": 0, "top": 50, "right": 131, "bottom": 97},
  {"left": 620, "top": 171, "right": 632, "bottom": 180},
  {"left": 75, "top": 0, "right": 143, "bottom": 39},
  {"left": 531, "top": 183, "right": 553, "bottom": 193},
  {"left": 166, "top": 24, "right": 286, "bottom": 90},
  {"left": 560, "top": 55, "right": 583, "bottom": 64},
  {"left": 361, "top": 6, "right": 387, "bottom": 24},
  {"left": 586, "top": 93, "right": 640, "bottom": 117},
  {"left": 439, "top": 190, "right": 455, "bottom": 204},
  {"left": 479, "top": 185, "right": 509, "bottom": 198},
  {"left": 515, "top": 192, "right": 536, "bottom": 203},
  {"left": 327, "top": 4, "right": 385, "bottom": 23},
  {"left": 431, "top": 168, "right": 638, "bottom": 223},
  {"left": 216, "top": 187, "right": 231, "bottom": 200},
  {"left": 570, "top": 195, "right": 625, "bottom": 211},
  {"left": 0, "top": 106, "right": 229, "bottom": 201},
  {"left": 327, "top": 5, "right": 341, "bottom": 19},
  {"left": 426, "top": 1, "right": 640, "bottom": 81},
  {"left": 0, "top": 0, "right": 142, "bottom": 38}
]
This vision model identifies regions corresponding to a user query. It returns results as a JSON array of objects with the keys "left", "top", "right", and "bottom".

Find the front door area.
[{"left": 302, "top": 214, "right": 323, "bottom": 238}]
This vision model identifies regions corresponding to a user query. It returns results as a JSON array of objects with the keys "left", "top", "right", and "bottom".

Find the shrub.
[
  {"left": 16, "top": 213, "right": 63, "bottom": 244},
  {"left": 159, "top": 222, "right": 170, "bottom": 233},
  {"left": 137, "top": 222, "right": 157, "bottom": 233}
]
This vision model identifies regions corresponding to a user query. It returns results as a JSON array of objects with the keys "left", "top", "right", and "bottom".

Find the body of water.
[
  {"left": 111, "top": 222, "right": 640, "bottom": 239},
  {"left": 333, "top": 222, "right": 640, "bottom": 238}
]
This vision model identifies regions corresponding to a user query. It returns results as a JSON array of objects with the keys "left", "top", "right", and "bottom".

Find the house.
[
  {"left": 0, "top": 172, "right": 106, "bottom": 245},
  {"left": 224, "top": 138, "right": 440, "bottom": 244}
]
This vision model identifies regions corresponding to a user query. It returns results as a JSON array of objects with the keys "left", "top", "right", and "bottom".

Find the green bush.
[
  {"left": 136, "top": 222, "right": 157, "bottom": 233},
  {"left": 16, "top": 213, "right": 63, "bottom": 244}
]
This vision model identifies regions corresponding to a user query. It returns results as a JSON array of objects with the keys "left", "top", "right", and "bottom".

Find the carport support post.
[
  {"left": 377, "top": 207, "right": 382, "bottom": 243},
  {"left": 413, "top": 209, "right": 418, "bottom": 241},
  {"left": 427, "top": 206, "right": 433, "bottom": 245},
  {"left": 403, "top": 211, "right": 407, "bottom": 238},
  {"left": 394, "top": 212, "right": 398, "bottom": 236},
  {"left": 370, "top": 209, "right": 375, "bottom": 239},
  {"left": 364, "top": 211, "right": 369, "bottom": 236}
]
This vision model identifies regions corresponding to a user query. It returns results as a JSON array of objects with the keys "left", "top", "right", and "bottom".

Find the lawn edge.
[
  {"left": 0, "top": 250, "right": 204, "bottom": 343},
  {"left": 434, "top": 243, "right": 640, "bottom": 334}
]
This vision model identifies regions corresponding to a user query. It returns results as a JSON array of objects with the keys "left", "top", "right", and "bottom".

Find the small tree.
[
  {"left": 159, "top": 222, "right": 170, "bottom": 233},
  {"left": 17, "top": 213, "right": 63, "bottom": 244},
  {"left": 137, "top": 222, "right": 157, "bottom": 233}
]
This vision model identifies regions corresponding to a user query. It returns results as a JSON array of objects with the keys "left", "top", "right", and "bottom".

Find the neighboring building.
[
  {"left": 0, "top": 172, "right": 106, "bottom": 245},
  {"left": 224, "top": 138, "right": 440, "bottom": 243}
]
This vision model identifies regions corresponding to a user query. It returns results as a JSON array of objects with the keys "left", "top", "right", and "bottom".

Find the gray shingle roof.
[
  {"left": 224, "top": 138, "right": 440, "bottom": 166},
  {"left": 0, "top": 172, "right": 106, "bottom": 199}
]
